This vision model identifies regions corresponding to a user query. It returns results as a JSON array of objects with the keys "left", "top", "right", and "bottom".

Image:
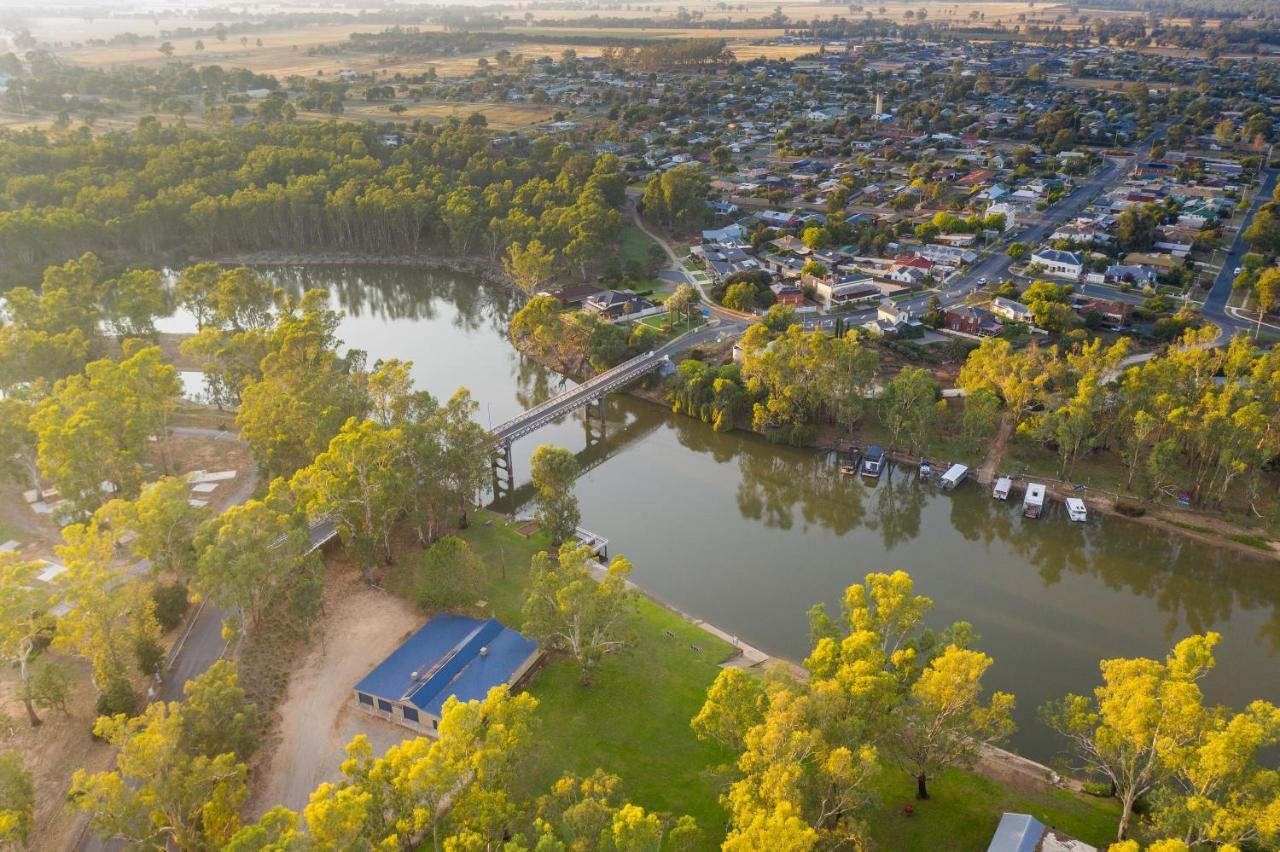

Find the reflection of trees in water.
[
  {"left": 512, "top": 354, "right": 570, "bottom": 413},
  {"left": 734, "top": 447, "right": 866, "bottom": 536},
  {"left": 670, "top": 414, "right": 739, "bottom": 464},
  {"left": 948, "top": 487, "right": 1016, "bottom": 545},
  {"left": 263, "top": 266, "right": 514, "bottom": 331},
  {"left": 1006, "top": 510, "right": 1280, "bottom": 653},
  {"left": 865, "top": 465, "right": 926, "bottom": 550}
]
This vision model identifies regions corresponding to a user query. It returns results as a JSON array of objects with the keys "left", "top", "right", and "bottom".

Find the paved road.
[
  {"left": 77, "top": 429, "right": 255, "bottom": 851},
  {"left": 1202, "top": 167, "right": 1279, "bottom": 336}
]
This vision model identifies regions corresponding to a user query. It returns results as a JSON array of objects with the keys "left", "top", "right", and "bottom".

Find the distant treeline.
[
  {"left": 0, "top": 117, "right": 629, "bottom": 286},
  {"left": 599, "top": 39, "right": 737, "bottom": 69},
  {"left": 1072, "top": 0, "right": 1277, "bottom": 17},
  {"left": 77, "top": 10, "right": 430, "bottom": 45},
  {"left": 325, "top": 26, "right": 693, "bottom": 58},
  {"left": 4, "top": 53, "right": 277, "bottom": 112}
]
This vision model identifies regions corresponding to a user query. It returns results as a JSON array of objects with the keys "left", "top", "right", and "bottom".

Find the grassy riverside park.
[{"left": 387, "top": 511, "right": 1123, "bottom": 850}]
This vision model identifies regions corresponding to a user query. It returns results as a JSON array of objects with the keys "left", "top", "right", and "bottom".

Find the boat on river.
[
  {"left": 861, "top": 445, "right": 886, "bottom": 479},
  {"left": 940, "top": 463, "right": 968, "bottom": 491},
  {"left": 992, "top": 476, "right": 1012, "bottom": 500},
  {"left": 1066, "top": 497, "right": 1088, "bottom": 523},
  {"left": 1023, "top": 483, "right": 1046, "bottom": 518}
]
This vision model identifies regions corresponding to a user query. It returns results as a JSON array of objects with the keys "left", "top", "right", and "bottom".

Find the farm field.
[{"left": 41, "top": 2, "right": 1178, "bottom": 79}]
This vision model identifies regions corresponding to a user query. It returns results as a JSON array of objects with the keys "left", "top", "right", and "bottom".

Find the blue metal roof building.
[
  {"left": 986, "top": 813, "right": 1096, "bottom": 852},
  {"left": 352, "top": 614, "right": 540, "bottom": 734}
]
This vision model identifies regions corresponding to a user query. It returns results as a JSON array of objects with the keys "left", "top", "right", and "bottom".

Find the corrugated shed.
[{"left": 355, "top": 614, "right": 538, "bottom": 717}]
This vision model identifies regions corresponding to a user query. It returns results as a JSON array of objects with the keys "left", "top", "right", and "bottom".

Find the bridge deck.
[
  {"left": 489, "top": 323, "right": 741, "bottom": 448},
  {"left": 490, "top": 349, "right": 667, "bottom": 444}
]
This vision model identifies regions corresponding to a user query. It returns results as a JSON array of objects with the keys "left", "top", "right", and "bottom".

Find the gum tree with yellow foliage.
[
  {"left": 1044, "top": 629, "right": 1254, "bottom": 834},
  {"left": 695, "top": 571, "right": 1013, "bottom": 845},
  {"left": 68, "top": 662, "right": 256, "bottom": 850}
]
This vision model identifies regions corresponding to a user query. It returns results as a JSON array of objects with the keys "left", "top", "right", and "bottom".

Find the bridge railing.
[
  {"left": 489, "top": 326, "right": 712, "bottom": 444},
  {"left": 491, "top": 350, "right": 658, "bottom": 439}
]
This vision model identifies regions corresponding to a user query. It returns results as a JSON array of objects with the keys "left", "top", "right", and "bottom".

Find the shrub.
[
  {"left": 152, "top": 581, "right": 190, "bottom": 632},
  {"left": 24, "top": 660, "right": 70, "bottom": 716},
  {"left": 1114, "top": 500, "right": 1146, "bottom": 517},
  {"left": 95, "top": 677, "right": 138, "bottom": 719},
  {"left": 415, "top": 536, "right": 485, "bottom": 610},
  {"left": 134, "top": 634, "right": 164, "bottom": 675}
]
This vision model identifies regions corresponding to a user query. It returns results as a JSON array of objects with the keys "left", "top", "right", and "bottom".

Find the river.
[{"left": 161, "top": 265, "right": 1280, "bottom": 761}]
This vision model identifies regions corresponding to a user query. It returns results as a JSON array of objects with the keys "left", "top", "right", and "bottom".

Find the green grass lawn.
[
  {"left": 396, "top": 514, "right": 1123, "bottom": 850},
  {"left": 635, "top": 311, "right": 706, "bottom": 341},
  {"left": 444, "top": 514, "right": 734, "bottom": 846},
  {"left": 854, "top": 415, "right": 985, "bottom": 470},
  {"left": 869, "top": 766, "right": 1122, "bottom": 851},
  {"left": 619, "top": 222, "right": 652, "bottom": 266}
]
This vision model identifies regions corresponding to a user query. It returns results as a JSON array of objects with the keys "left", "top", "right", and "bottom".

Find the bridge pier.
[
  {"left": 584, "top": 398, "right": 607, "bottom": 447},
  {"left": 491, "top": 442, "right": 514, "bottom": 497}
]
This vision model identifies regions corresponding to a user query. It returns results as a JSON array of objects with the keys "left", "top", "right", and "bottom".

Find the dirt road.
[{"left": 249, "top": 569, "right": 425, "bottom": 815}]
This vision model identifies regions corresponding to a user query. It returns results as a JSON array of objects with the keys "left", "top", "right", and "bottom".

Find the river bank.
[
  {"left": 599, "top": 348, "right": 1280, "bottom": 560},
  {"left": 569, "top": 526, "right": 1083, "bottom": 796},
  {"left": 173, "top": 263, "right": 1278, "bottom": 763},
  {"left": 453, "top": 512, "right": 1115, "bottom": 849},
  {"left": 211, "top": 250, "right": 515, "bottom": 288}
]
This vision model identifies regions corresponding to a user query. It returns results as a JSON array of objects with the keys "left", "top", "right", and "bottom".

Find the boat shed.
[{"left": 352, "top": 614, "right": 540, "bottom": 735}]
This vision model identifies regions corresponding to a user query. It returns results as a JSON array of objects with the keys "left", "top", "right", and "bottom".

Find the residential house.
[
  {"left": 919, "top": 243, "right": 976, "bottom": 268},
  {"left": 584, "top": 290, "right": 657, "bottom": 319},
  {"left": 702, "top": 224, "right": 747, "bottom": 243},
  {"left": 1077, "top": 298, "right": 1132, "bottom": 326},
  {"left": 761, "top": 253, "right": 808, "bottom": 279},
  {"left": 945, "top": 306, "right": 1003, "bottom": 336},
  {"left": 812, "top": 275, "right": 882, "bottom": 308},
  {"left": 1030, "top": 248, "right": 1085, "bottom": 279},
  {"left": 770, "top": 234, "right": 810, "bottom": 254},
  {"left": 541, "top": 283, "right": 600, "bottom": 306},
  {"left": 758, "top": 210, "right": 801, "bottom": 229},
  {"left": 1105, "top": 263, "right": 1158, "bottom": 285},
  {"left": 692, "top": 244, "right": 762, "bottom": 281},
  {"left": 985, "top": 202, "right": 1018, "bottom": 232},
  {"left": 771, "top": 281, "right": 805, "bottom": 306},
  {"left": 990, "top": 297, "right": 1034, "bottom": 324},
  {"left": 888, "top": 264, "right": 930, "bottom": 286}
]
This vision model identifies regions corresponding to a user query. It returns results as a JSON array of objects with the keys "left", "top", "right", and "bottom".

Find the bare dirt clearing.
[
  {"left": 249, "top": 563, "right": 424, "bottom": 816},
  {"left": 0, "top": 654, "right": 111, "bottom": 852}
]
